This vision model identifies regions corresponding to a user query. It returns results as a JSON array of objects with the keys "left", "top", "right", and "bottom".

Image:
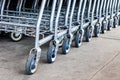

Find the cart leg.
[{"left": 26, "top": 48, "right": 41, "bottom": 75}]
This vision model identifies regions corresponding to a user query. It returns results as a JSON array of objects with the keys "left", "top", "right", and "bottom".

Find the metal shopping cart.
[{"left": 0, "top": 0, "right": 120, "bottom": 75}]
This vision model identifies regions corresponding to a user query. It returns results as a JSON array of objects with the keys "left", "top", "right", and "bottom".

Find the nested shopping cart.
[
  {"left": 101, "top": 0, "right": 110, "bottom": 33},
  {"left": 0, "top": 0, "right": 56, "bottom": 74},
  {"left": 26, "top": 0, "right": 86, "bottom": 74},
  {"left": 0, "top": 0, "right": 120, "bottom": 75},
  {"left": 79, "top": 0, "right": 97, "bottom": 42},
  {"left": 0, "top": 0, "right": 40, "bottom": 41}
]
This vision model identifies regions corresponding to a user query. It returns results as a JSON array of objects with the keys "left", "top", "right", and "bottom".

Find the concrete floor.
[{"left": 0, "top": 27, "right": 120, "bottom": 80}]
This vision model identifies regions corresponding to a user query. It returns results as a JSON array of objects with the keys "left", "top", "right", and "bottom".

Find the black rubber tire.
[
  {"left": 85, "top": 26, "right": 93, "bottom": 42},
  {"left": 108, "top": 20, "right": 112, "bottom": 31},
  {"left": 47, "top": 42, "right": 56, "bottom": 63},
  {"left": 113, "top": 17, "right": 118, "bottom": 28},
  {"left": 113, "top": 24, "right": 118, "bottom": 28},
  {"left": 75, "top": 31, "right": 82, "bottom": 48},
  {"left": 10, "top": 32, "right": 23, "bottom": 42},
  {"left": 119, "top": 16, "right": 120, "bottom": 25},
  {"left": 101, "top": 21, "right": 107, "bottom": 34},
  {"left": 62, "top": 37, "right": 70, "bottom": 55},
  {"left": 26, "top": 54, "right": 38, "bottom": 75},
  {"left": 94, "top": 24, "right": 100, "bottom": 37},
  {"left": 108, "top": 19, "right": 114, "bottom": 31}
]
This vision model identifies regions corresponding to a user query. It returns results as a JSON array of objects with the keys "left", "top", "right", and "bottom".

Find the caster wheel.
[
  {"left": 26, "top": 54, "right": 38, "bottom": 75},
  {"left": 101, "top": 21, "right": 107, "bottom": 34},
  {"left": 75, "top": 31, "right": 82, "bottom": 48},
  {"left": 47, "top": 42, "right": 57, "bottom": 63},
  {"left": 108, "top": 19, "right": 113, "bottom": 31},
  {"left": 10, "top": 32, "right": 23, "bottom": 42},
  {"left": 113, "top": 24, "right": 118, "bottom": 28},
  {"left": 113, "top": 17, "right": 118, "bottom": 28},
  {"left": 108, "top": 24, "right": 112, "bottom": 31},
  {"left": 94, "top": 24, "right": 100, "bottom": 37},
  {"left": 85, "top": 26, "right": 93, "bottom": 42},
  {"left": 62, "top": 37, "right": 70, "bottom": 55},
  {"left": 119, "top": 17, "right": 120, "bottom": 25}
]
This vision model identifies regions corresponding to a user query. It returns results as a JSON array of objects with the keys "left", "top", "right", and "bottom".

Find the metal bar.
[
  {"left": 1, "top": 0, "right": 6, "bottom": 19},
  {"left": 32, "top": 0, "right": 38, "bottom": 9},
  {"left": 77, "top": 0, "right": 83, "bottom": 22},
  {"left": 88, "top": 0, "right": 92, "bottom": 19},
  {"left": 35, "top": 0, "right": 47, "bottom": 48},
  {"left": 112, "top": 0, "right": 115, "bottom": 16},
  {"left": 54, "top": 0, "right": 63, "bottom": 40},
  {"left": 22, "top": 0, "right": 27, "bottom": 11},
  {"left": 50, "top": 0, "right": 57, "bottom": 32},
  {"left": 7, "top": 0, "right": 11, "bottom": 10},
  {"left": 91, "top": 0, "right": 97, "bottom": 22},
  {"left": 103, "top": 0, "right": 107, "bottom": 16},
  {"left": 95, "top": 0, "right": 100, "bottom": 17},
  {"left": 114, "top": 0, "right": 117, "bottom": 13},
  {"left": 18, "top": 0, "right": 24, "bottom": 15},
  {"left": 116, "top": 0, "right": 119, "bottom": 13},
  {"left": 106, "top": 0, "right": 110, "bottom": 16},
  {"left": 69, "top": 0, "right": 76, "bottom": 33},
  {"left": 98, "top": 0, "right": 104, "bottom": 23},
  {"left": 65, "top": 0, "right": 71, "bottom": 26},
  {"left": 81, "top": 0, "right": 87, "bottom": 28}
]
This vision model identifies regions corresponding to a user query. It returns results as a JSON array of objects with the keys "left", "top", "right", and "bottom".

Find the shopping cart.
[{"left": 0, "top": 0, "right": 120, "bottom": 75}]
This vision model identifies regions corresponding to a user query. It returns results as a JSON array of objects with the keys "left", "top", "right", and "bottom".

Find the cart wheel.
[
  {"left": 94, "top": 24, "right": 100, "bottom": 37},
  {"left": 108, "top": 21, "right": 112, "bottom": 31},
  {"left": 47, "top": 42, "right": 57, "bottom": 63},
  {"left": 113, "top": 16, "right": 118, "bottom": 28},
  {"left": 119, "top": 16, "right": 120, "bottom": 25},
  {"left": 113, "top": 24, "right": 118, "bottom": 28},
  {"left": 85, "top": 26, "right": 93, "bottom": 42},
  {"left": 75, "top": 31, "right": 82, "bottom": 48},
  {"left": 10, "top": 32, "right": 23, "bottom": 42},
  {"left": 26, "top": 54, "right": 38, "bottom": 75},
  {"left": 101, "top": 21, "right": 107, "bottom": 34},
  {"left": 62, "top": 37, "right": 70, "bottom": 55},
  {"left": 113, "top": 19, "right": 118, "bottom": 28}
]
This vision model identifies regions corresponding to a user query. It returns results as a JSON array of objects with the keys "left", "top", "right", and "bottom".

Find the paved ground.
[{"left": 0, "top": 27, "right": 120, "bottom": 80}]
